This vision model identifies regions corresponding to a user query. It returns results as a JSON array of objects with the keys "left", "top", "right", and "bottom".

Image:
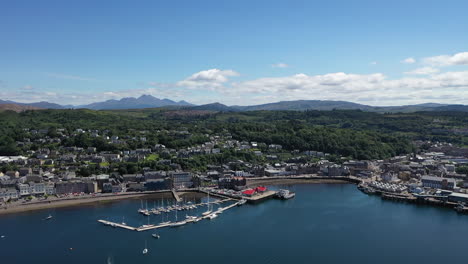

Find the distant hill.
[
  {"left": 0, "top": 103, "right": 43, "bottom": 112},
  {"left": 233, "top": 100, "right": 373, "bottom": 111},
  {"left": 79, "top": 95, "right": 193, "bottom": 110},
  {"left": 24, "top": 101, "right": 65, "bottom": 109},
  {"left": 0, "top": 99, "right": 64, "bottom": 109},
  {"left": 189, "top": 102, "right": 236, "bottom": 112},
  {"left": 432, "top": 105, "right": 468, "bottom": 112},
  {"left": 226, "top": 100, "right": 463, "bottom": 113}
]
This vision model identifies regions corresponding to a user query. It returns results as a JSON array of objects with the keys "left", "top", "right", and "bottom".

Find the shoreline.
[
  {"left": 0, "top": 177, "right": 354, "bottom": 216},
  {"left": 246, "top": 178, "right": 351, "bottom": 187}
]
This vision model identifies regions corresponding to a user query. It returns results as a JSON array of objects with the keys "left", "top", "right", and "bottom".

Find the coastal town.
[{"left": 1, "top": 127, "right": 468, "bottom": 214}]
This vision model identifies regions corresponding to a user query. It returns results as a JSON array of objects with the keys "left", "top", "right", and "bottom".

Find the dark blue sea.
[{"left": 1, "top": 184, "right": 467, "bottom": 263}]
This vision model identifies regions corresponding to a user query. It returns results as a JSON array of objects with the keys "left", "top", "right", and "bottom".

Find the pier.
[
  {"left": 97, "top": 220, "right": 137, "bottom": 231},
  {"left": 171, "top": 189, "right": 182, "bottom": 202},
  {"left": 244, "top": 190, "right": 277, "bottom": 203},
  {"left": 98, "top": 200, "right": 242, "bottom": 232}
]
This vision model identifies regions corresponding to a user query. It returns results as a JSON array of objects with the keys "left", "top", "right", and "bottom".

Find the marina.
[
  {"left": 98, "top": 199, "right": 244, "bottom": 232},
  {"left": 136, "top": 197, "right": 233, "bottom": 216}
]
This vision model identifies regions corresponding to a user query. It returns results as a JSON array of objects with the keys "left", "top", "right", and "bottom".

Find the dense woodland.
[{"left": 0, "top": 108, "right": 467, "bottom": 161}]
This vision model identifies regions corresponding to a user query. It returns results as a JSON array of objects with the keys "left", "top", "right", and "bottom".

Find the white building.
[
  {"left": 31, "top": 183, "right": 45, "bottom": 195},
  {"left": 45, "top": 183, "right": 56, "bottom": 195},
  {"left": 17, "top": 183, "right": 30, "bottom": 196},
  {"left": 421, "top": 176, "right": 456, "bottom": 190}
]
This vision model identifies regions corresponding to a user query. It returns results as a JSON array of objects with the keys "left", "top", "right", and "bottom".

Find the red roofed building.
[
  {"left": 256, "top": 186, "right": 267, "bottom": 193},
  {"left": 242, "top": 189, "right": 256, "bottom": 197}
]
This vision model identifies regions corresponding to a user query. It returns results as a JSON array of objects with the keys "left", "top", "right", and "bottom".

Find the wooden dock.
[
  {"left": 136, "top": 222, "right": 173, "bottom": 231},
  {"left": 97, "top": 220, "right": 137, "bottom": 231},
  {"left": 244, "top": 190, "right": 277, "bottom": 203}
]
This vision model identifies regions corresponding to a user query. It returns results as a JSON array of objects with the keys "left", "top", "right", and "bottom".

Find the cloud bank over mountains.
[{"left": 2, "top": 51, "right": 468, "bottom": 106}]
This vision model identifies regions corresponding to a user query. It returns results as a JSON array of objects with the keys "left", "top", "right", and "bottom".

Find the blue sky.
[{"left": 1, "top": 0, "right": 468, "bottom": 106}]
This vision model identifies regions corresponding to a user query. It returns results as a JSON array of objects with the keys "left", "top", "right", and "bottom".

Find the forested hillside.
[{"left": 1, "top": 108, "right": 467, "bottom": 160}]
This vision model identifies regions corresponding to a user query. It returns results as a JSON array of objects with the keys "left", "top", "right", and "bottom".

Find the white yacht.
[
  {"left": 202, "top": 192, "right": 212, "bottom": 216},
  {"left": 169, "top": 208, "right": 187, "bottom": 227},
  {"left": 277, "top": 189, "right": 295, "bottom": 199}
]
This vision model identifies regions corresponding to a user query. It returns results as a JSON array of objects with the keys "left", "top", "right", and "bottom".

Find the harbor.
[
  {"left": 97, "top": 186, "right": 293, "bottom": 233},
  {"left": 4, "top": 183, "right": 468, "bottom": 264}
]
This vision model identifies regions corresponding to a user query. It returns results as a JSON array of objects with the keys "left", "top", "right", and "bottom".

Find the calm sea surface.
[{"left": 1, "top": 184, "right": 468, "bottom": 264}]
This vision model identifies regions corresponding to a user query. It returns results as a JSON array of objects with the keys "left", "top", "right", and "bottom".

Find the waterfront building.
[
  {"left": 323, "top": 164, "right": 349, "bottom": 177},
  {"left": 17, "top": 183, "right": 30, "bottom": 196},
  {"left": 111, "top": 184, "right": 124, "bottom": 193},
  {"left": 421, "top": 176, "right": 456, "bottom": 190},
  {"left": 95, "top": 174, "right": 110, "bottom": 190},
  {"left": 145, "top": 179, "right": 169, "bottom": 191},
  {"left": 218, "top": 176, "right": 247, "bottom": 190},
  {"left": 55, "top": 180, "right": 97, "bottom": 194},
  {"left": 30, "top": 183, "right": 45, "bottom": 195},
  {"left": 171, "top": 172, "right": 193, "bottom": 189},
  {"left": 102, "top": 182, "right": 113, "bottom": 193},
  {"left": 265, "top": 169, "right": 281, "bottom": 176},
  {"left": 45, "top": 183, "right": 56, "bottom": 195},
  {"left": 0, "top": 188, "right": 19, "bottom": 201},
  {"left": 448, "top": 193, "right": 468, "bottom": 203},
  {"left": 127, "top": 182, "right": 145, "bottom": 192}
]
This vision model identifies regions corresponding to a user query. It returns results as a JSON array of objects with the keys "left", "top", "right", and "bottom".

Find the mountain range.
[
  {"left": 190, "top": 101, "right": 468, "bottom": 113},
  {"left": 0, "top": 95, "right": 192, "bottom": 111},
  {"left": 0, "top": 99, "right": 67, "bottom": 109},
  {"left": 77, "top": 95, "right": 192, "bottom": 110},
  {"left": 1, "top": 95, "right": 467, "bottom": 113}
]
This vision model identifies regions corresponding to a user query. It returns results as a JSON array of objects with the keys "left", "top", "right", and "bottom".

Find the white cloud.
[
  {"left": 223, "top": 70, "right": 468, "bottom": 105},
  {"left": 176, "top": 69, "right": 239, "bottom": 90},
  {"left": 404, "top": 67, "right": 439, "bottom": 75},
  {"left": 423, "top": 51, "right": 468, "bottom": 67},
  {"left": 5, "top": 66, "right": 468, "bottom": 106},
  {"left": 370, "top": 61, "right": 378, "bottom": 65},
  {"left": 272, "top": 63, "right": 289, "bottom": 68},
  {"left": 401, "top": 57, "right": 416, "bottom": 64}
]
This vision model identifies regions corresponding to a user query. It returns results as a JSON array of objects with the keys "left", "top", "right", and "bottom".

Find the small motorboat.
[
  {"left": 142, "top": 240, "right": 148, "bottom": 254},
  {"left": 44, "top": 215, "right": 53, "bottom": 220},
  {"left": 152, "top": 234, "right": 160, "bottom": 239},
  {"left": 208, "top": 213, "right": 218, "bottom": 220}
]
